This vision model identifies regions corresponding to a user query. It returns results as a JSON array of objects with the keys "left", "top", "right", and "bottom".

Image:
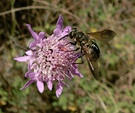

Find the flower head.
[{"left": 14, "top": 15, "right": 83, "bottom": 97}]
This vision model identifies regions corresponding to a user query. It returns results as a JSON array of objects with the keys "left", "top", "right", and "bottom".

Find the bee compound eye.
[
  {"left": 69, "top": 31, "right": 75, "bottom": 38},
  {"left": 72, "top": 28, "right": 77, "bottom": 31}
]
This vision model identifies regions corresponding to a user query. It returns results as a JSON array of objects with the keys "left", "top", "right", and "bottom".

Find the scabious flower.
[{"left": 14, "top": 15, "right": 83, "bottom": 98}]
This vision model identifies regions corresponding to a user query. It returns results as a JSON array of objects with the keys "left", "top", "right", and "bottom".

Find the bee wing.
[
  {"left": 87, "top": 30, "right": 116, "bottom": 43},
  {"left": 83, "top": 49, "right": 99, "bottom": 80}
]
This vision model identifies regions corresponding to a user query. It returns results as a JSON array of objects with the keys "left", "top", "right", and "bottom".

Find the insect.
[{"left": 68, "top": 28, "right": 116, "bottom": 80}]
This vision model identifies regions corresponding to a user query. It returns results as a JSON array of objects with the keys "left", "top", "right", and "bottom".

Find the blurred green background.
[{"left": 0, "top": 0, "right": 135, "bottom": 113}]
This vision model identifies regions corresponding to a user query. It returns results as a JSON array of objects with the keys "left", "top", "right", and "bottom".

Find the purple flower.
[{"left": 14, "top": 15, "right": 83, "bottom": 98}]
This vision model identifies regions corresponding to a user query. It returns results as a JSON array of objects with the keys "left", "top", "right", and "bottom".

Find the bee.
[{"left": 68, "top": 28, "right": 116, "bottom": 80}]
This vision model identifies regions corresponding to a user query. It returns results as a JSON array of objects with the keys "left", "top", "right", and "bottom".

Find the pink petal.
[
  {"left": 38, "top": 32, "right": 45, "bottom": 39},
  {"left": 71, "top": 65, "right": 84, "bottom": 78},
  {"left": 14, "top": 56, "right": 30, "bottom": 62},
  {"left": 26, "top": 24, "right": 39, "bottom": 40},
  {"left": 25, "top": 71, "right": 35, "bottom": 78},
  {"left": 63, "top": 26, "right": 71, "bottom": 33},
  {"left": 57, "top": 26, "right": 71, "bottom": 40},
  {"left": 37, "top": 81, "right": 44, "bottom": 93},
  {"left": 20, "top": 79, "right": 35, "bottom": 90},
  {"left": 56, "top": 15, "right": 63, "bottom": 30},
  {"left": 47, "top": 81, "right": 53, "bottom": 91},
  {"left": 29, "top": 41, "right": 37, "bottom": 48},
  {"left": 25, "top": 50, "right": 33, "bottom": 55},
  {"left": 56, "top": 83, "right": 63, "bottom": 98},
  {"left": 53, "top": 15, "right": 63, "bottom": 35},
  {"left": 65, "top": 71, "right": 73, "bottom": 80}
]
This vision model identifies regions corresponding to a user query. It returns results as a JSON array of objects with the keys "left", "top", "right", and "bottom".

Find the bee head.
[{"left": 69, "top": 28, "right": 77, "bottom": 39}]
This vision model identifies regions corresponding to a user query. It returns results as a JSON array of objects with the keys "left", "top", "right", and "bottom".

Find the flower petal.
[
  {"left": 63, "top": 26, "right": 71, "bottom": 34},
  {"left": 25, "top": 71, "right": 35, "bottom": 78},
  {"left": 56, "top": 82, "right": 63, "bottom": 98},
  {"left": 47, "top": 80, "right": 53, "bottom": 91},
  {"left": 20, "top": 79, "right": 35, "bottom": 90},
  {"left": 14, "top": 56, "right": 30, "bottom": 62},
  {"left": 37, "top": 81, "right": 44, "bottom": 93},
  {"left": 25, "top": 50, "right": 33, "bottom": 55},
  {"left": 56, "top": 26, "right": 72, "bottom": 43},
  {"left": 56, "top": 15, "right": 63, "bottom": 30},
  {"left": 29, "top": 41, "right": 37, "bottom": 48},
  {"left": 64, "top": 70, "right": 73, "bottom": 80},
  {"left": 70, "top": 64, "right": 84, "bottom": 78},
  {"left": 38, "top": 32, "right": 46, "bottom": 39},
  {"left": 53, "top": 15, "right": 63, "bottom": 35},
  {"left": 26, "top": 24, "right": 39, "bottom": 40}
]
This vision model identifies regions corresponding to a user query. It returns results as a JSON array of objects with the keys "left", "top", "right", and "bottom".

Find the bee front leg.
[
  {"left": 73, "top": 48, "right": 84, "bottom": 64},
  {"left": 74, "top": 56, "right": 84, "bottom": 64}
]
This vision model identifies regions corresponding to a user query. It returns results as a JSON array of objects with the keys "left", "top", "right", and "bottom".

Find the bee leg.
[
  {"left": 69, "top": 41, "right": 77, "bottom": 45},
  {"left": 77, "top": 55, "right": 84, "bottom": 64},
  {"left": 59, "top": 41, "right": 78, "bottom": 52},
  {"left": 58, "top": 34, "right": 69, "bottom": 41},
  {"left": 73, "top": 55, "right": 84, "bottom": 64},
  {"left": 73, "top": 48, "right": 84, "bottom": 64},
  {"left": 61, "top": 47, "right": 80, "bottom": 52},
  {"left": 63, "top": 41, "right": 77, "bottom": 47}
]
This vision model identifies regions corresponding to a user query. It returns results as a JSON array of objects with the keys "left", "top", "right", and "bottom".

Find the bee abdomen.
[{"left": 90, "top": 41, "right": 100, "bottom": 61}]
